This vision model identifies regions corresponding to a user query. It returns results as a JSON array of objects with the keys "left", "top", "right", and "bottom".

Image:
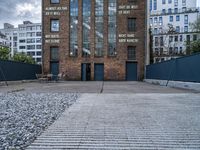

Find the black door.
[
  {"left": 81, "top": 63, "right": 91, "bottom": 81},
  {"left": 50, "top": 62, "right": 59, "bottom": 80},
  {"left": 94, "top": 64, "right": 104, "bottom": 81},
  {"left": 126, "top": 62, "right": 137, "bottom": 81}
]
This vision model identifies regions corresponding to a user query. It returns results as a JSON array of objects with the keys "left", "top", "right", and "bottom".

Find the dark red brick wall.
[{"left": 42, "top": 0, "right": 146, "bottom": 80}]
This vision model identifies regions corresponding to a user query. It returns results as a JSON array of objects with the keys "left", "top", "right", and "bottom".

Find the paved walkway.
[{"left": 27, "top": 93, "right": 200, "bottom": 149}]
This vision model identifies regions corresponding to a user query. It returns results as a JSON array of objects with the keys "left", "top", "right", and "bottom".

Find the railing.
[{"left": 150, "top": 7, "right": 199, "bottom": 16}]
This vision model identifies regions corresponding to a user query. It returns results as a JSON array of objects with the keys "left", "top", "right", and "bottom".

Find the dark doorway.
[
  {"left": 81, "top": 63, "right": 91, "bottom": 81},
  {"left": 126, "top": 62, "right": 137, "bottom": 81},
  {"left": 50, "top": 62, "right": 59, "bottom": 80},
  {"left": 94, "top": 64, "right": 104, "bottom": 81}
]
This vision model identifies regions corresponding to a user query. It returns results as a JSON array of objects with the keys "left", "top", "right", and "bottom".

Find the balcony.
[{"left": 150, "top": 7, "right": 199, "bottom": 16}]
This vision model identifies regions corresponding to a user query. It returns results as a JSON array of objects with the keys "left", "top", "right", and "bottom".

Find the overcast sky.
[
  {"left": 0, "top": 0, "right": 41, "bottom": 29},
  {"left": 0, "top": 0, "right": 200, "bottom": 29}
]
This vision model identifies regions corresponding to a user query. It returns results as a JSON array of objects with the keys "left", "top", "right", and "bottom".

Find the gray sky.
[
  {"left": 0, "top": 0, "right": 200, "bottom": 29},
  {"left": 0, "top": 0, "right": 41, "bottom": 29}
]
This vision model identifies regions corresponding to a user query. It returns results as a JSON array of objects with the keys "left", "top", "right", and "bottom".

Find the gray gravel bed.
[{"left": 0, "top": 92, "right": 79, "bottom": 150}]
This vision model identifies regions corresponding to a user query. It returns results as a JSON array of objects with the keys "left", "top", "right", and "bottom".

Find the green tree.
[
  {"left": 190, "top": 16, "right": 200, "bottom": 32},
  {"left": 187, "top": 17, "right": 200, "bottom": 54},
  {"left": 13, "top": 52, "right": 36, "bottom": 64},
  {"left": 189, "top": 40, "right": 200, "bottom": 54},
  {"left": 0, "top": 47, "right": 10, "bottom": 60}
]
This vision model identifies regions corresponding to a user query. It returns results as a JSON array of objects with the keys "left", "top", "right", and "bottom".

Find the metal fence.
[
  {"left": 146, "top": 53, "right": 200, "bottom": 82},
  {"left": 0, "top": 60, "right": 42, "bottom": 81}
]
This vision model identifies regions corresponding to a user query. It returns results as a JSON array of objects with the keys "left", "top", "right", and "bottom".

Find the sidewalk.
[{"left": 27, "top": 93, "right": 200, "bottom": 149}]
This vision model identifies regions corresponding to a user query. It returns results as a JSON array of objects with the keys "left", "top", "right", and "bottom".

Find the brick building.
[{"left": 42, "top": 0, "right": 146, "bottom": 81}]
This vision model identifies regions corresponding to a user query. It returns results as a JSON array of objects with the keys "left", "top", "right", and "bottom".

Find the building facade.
[
  {"left": 0, "top": 22, "right": 42, "bottom": 64},
  {"left": 0, "top": 32, "right": 10, "bottom": 49},
  {"left": 149, "top": 0, "right": 200, "bottom": 63},
  {"left": 42, "top": 0, "right": 146, "bottom": 81},
  {"left": 0, "top": 23, "right": 18, "bottom": 57}
]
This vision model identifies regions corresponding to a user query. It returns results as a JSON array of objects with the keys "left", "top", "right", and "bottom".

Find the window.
[
  {"left": 27, "top": 39, "right": 35, "bottom": 43},
  {"left": 184, "top": 26, "right": 188, "bottom": 32},
  {"left": 27, "top": 32, "right": 35, "bottom": 37},
  {"left": 168, "top": 0, "right": 172, "bottom": 4},
  {"left": 162, "top": 0, "right": 166, "bottom": 4},
  {"left": 108, "top": 0, "right": 117, "bottom": 56},
  {"left": 128, "top": 0, "right": 137, "bottom": 4},
  {"left": 128, "top": 18, "right": 136, "bottom": 32},
  {"left": 182, "top": 0, "right": 186, "bottom": 6},
  {"left": 27, "top": 52, "right": 35, "bottom": 56},
  {"left": 19, "top": 46, "right": 26, "bottom": 49},
  {"left": 36, "top": 45, "right": 42, "bottom": 49},
  {"left": 174, "top": 0, "right": 178, "bottom": 6},
  {"left": 186, "top": 35, "right": 190, "bottom": 41},
  {"left": 184, "top": 15, "right": 188, "bottom": 24},
  {"left": 175, "top": 36, "right": 178, "bottom": 42},
  {"left": 169, "top": 36, "right": 173, "bottom": 43},
  {"left": 19, "top": 39, "right": 26, "bottom": 43},
  {"left": 180, "top": 47, "right": 183, "bottom": 54},
  {"left": 36, "top": 51, "right": 42, "bottom": 56},
  {"left": 176, "top": 15, "right": 180, "bottom": 21},
  {"left": 162, "top": 9, "right": 166, "bottom": 14},
  {"left": 180, "top": 35, "right": 183, "bottom": 41},
  {"left": 27, "top": 45, "right": 35, "bottom": 50},
  {"left": 19, "top": 33, "right": 26, "bottom": 37},
  {"left": 176, "top": 26, "right": 180, "bottom": 32},
  {"left": 70, "top": 0, "right": 78, "bottom": 57},
  {"left": 174, "top": 8, "right": 178, "bottom": 13},
  {"left": 127, "top": 46, "right": 136, "bottom": 60},
  {"left": 193, "top": 34, "right": 197, "bottom": 41},
  {"left": 51, "top": 0, "right": 59, "bottom": 4},
  {"left": 154, "top": 28, "right": 158, "bottom": 34},
  {"left": 168, "top": 8, "right": 172, "bottom": 14},
  {"left": 36, "top": 25, "right": 41, "bottom": 30},
  {"left": 159, "top": 17, "right": 163, "bottom": 25},
  {"left": 169, "top": 16, "right": 173, "bottom": 22},
  {"left": 155, "top": 37, "right": 159, "bottom": 46},
  {"left": 153, "top": 0, "right": 157, "bottom": 10},
  {"left": 36, "top": 32, "right": 41, "bottom": 36},
  {"left": 51, "top": 19, "right": 59, "bottom": 32},
  {"left": 95, "top": 0, "right": 104, "bottom": 57},
  {"left": 154, "top": 17, "right": 158, "bottom": 23},
  {"left": 50, "top": 47, "right": 59, "bottom": 60},
  {"left": 36, "top": 58, "right": 41, "bottom": 63},
  {"left": 27, "top": 26, "right": 32, "bottom": 31},
  {"left": 36, "top": 38, "right": 41, "bottom": 43},
  {"left": 160, "top": 36, "right": 164, "bottom": 46},
  {"left": 182, "top": 7, "right": 186, "bottom": 11},
  {"left": 82, "top": 0, "right": 91, "bottom": 57},
  {"left": 150, "top": 0, "right": 152, "bottom": 11}
]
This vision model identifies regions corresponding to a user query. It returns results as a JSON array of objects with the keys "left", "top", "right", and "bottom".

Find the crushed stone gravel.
[{"left": 0, "top": 92, "right": 79, "bottom": 149}]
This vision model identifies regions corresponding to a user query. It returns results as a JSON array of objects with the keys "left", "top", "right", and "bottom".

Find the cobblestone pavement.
[{"left": 27, "top": 93, "right": 200, "bottom": 150}]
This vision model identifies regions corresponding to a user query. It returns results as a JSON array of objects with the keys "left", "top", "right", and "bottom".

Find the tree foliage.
[
  {"left": 190, "top": 16, "right": 200, "bottom": 32},
  {"left": 0, "top": 47, "right": 10, "bottom": 60},
  {"left": 12, "top": 53, "right": 36, "bottom": 64},
  {"left": 187, "top": 17, "right": 200, "bottom": 54},
  {"left": 189, "top": 40, "right": 200, "bottom": 54}
]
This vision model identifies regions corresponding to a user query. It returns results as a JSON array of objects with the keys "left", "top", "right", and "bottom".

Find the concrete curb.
[
  {"left": 0, "top": 80, "right": 37, "bottom": 86},
  {"left": 144, "top": 79, "right": 200, "bottom": 92}
]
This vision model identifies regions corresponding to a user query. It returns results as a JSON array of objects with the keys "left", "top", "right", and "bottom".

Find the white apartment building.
[
  {"left": 0, "top": 32, "right": 10, "bottom": 49},
  {"left": 0, "top": 23, "right": 18, "bottom": 57},
  {"left": 0, "top": 21, "right": 42, "bottom": 64},
  {"left": 149, "top": 0, "right": 200, "bottom": 63}
]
